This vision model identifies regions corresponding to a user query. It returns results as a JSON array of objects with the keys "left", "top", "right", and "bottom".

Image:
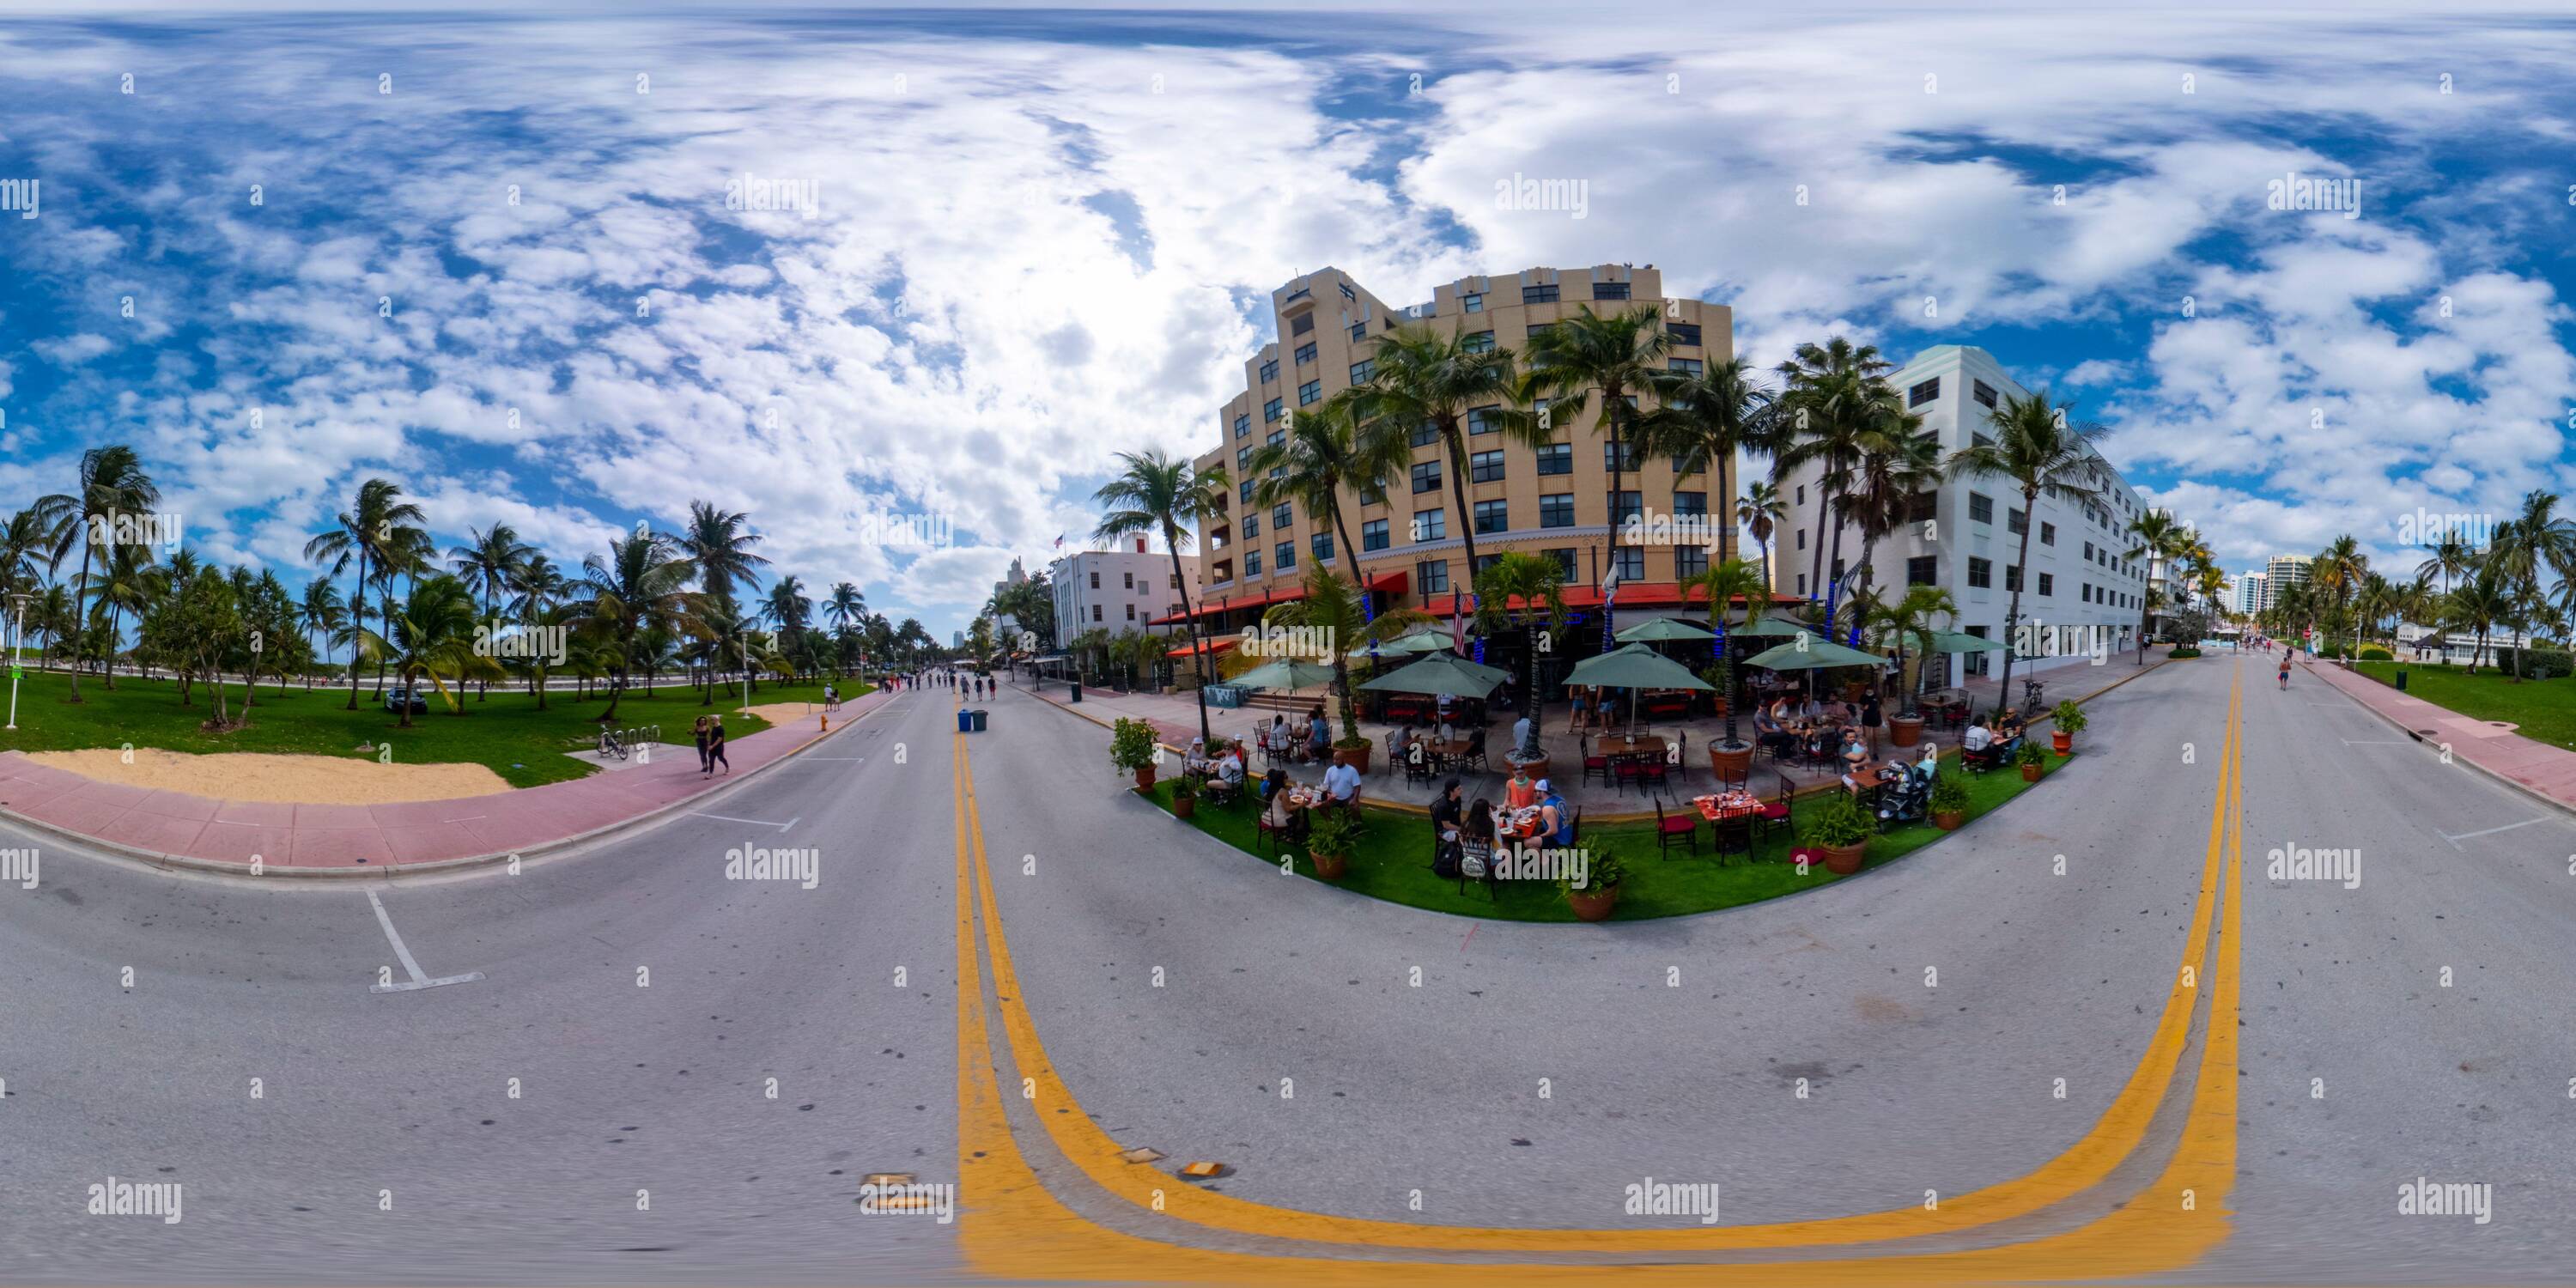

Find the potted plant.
[
  {"left": 1562, "top": 847, "right": 1630, "bottom": 922},
  {"left": 1928, "top": 772, "right": 1970, "bottom": 831},
  {"left": 1800, "top": 793, "right": 1873, "bottom": 875},
  {"left": 1169, "top": 773, "right": 1199, "bottom": 820},
  {"left": 2015, "top": 739, "right": 2048, "bottom": 783},
  {"left": 1304, "top": 808, "right": 1364, "bottom": 881},
  {"left": 1334, "top": 735, "right": 1374, "bottom": 775},
  {"left": 1109, "top": 717, "right": 1159, "bottom": 793},
  {"left": 2050, "top": 699, "right": 2087, "bottom": 755}
]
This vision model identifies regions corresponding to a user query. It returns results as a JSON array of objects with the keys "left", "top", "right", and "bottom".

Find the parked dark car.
[{"left": 382, "top": 684, "right": 428, "bottom": 714}]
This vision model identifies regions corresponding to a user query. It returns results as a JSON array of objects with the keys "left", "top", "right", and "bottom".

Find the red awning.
[
  {"left": 1150, "top": 570, "right": 1411, "bottom": 627},
  {"left": 1165, "top": 637, "right": 1239, "bottom": 659},
  {"left": 1422, "top": 584, "right": 1805, "bottom": 618}
]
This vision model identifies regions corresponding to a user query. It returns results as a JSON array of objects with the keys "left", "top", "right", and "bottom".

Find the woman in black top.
[
  {"left": 708, "top": 720, "right": 731, "bottom": 775},
  {"left": 1860, "top": 692, "right": 1884, "bottom": 756}
]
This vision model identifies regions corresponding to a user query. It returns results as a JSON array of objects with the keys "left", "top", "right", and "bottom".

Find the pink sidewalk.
[
  {"left": 2302, "top": 658, "right": 2576, "bottom": 814},
  {"left": 0, "top": 689, "right": 894, "bottom": 873}
]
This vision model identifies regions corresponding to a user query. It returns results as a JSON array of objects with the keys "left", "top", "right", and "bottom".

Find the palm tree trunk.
[
  {"left": 66, "top": 542, "right": 92, "bottom": 702},
  {"left": 1604, "top": 394, "right": 1625, "bottom": 597},
  {"left": 1994, "top": 485, "right": 2039, "bottom": 716},
  {"left": 345, "top": 553, "right": 367, "bottom": 710},
  {"left": 1807, "top": 479, "right": 1832, "bottom": 606},
  {"left": 1162, "top": 526, "right": 1213, "bottom": 744}
]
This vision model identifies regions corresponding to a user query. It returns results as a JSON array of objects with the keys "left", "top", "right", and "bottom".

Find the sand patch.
[
  {"left": 28, "top": 748, "right": 511, "bottom": 805},
  {"left": 728, "top": 702, "right": 835, "bottom": 731}
]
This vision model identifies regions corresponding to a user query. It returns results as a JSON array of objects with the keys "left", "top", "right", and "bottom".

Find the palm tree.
[
  {"left": 1635, "top": 353, "right": 1776, "bottom": 567},
  {"left": 303, "top": 477, "right": 424, "bottom": 710},
  {"left": 2416, "top": 532, "right": 2475, "bottom": 598},
  {"left": 448, "top": 524, "right": 534, "bottom": 700},
  {"left": 1261, "top": 567, "right": 1431, "bottom": 746},
  {"left": 1471, "top": 551, "right": 1571, "bottom": 735},
  {"left": 1362, "top": 322, "right": 1527, "bottom": 589},
  {"left": 2123, "top": 510, "right": 2190, "bottom": 664},
  {"left": 31, "top": 445, "right": 161, "bottom": 702},
  {"left": 1690, "top": 556, "right": 1773, "bottom": 753},
  {"left": 2448, "top": 562, "right": 2512, "bottom": 674},
  {"left": 508, "top": 551, "right": 568, "bottom": 710},
  {"left": 1092, "top": 448, "right": 1228, "bottom": 744},
  {"left": 1735, "top": 480, "right": 1785, "bottom": 590},
  {"left": 1516, "top": 305, "right": 1673, "bottom": 591},
  {"left": 673, "top": 501, "right": 769, "bottom": 616},
  {"left": 1944, "top": 391, "right": 2106, "bottom": 715},
  {"left": 2309, "top": 534, "right": 2366, "bottom": 664},
  {"left": 570, "top": 530, "right": 698, "bottom": 723},
  {"left": 0, "top": 508, "right": 59, "bottom": 605},
  {"left": 298, "top": 579, "right": 345, "bottom": 690},
  {"left": 1772, "top": 338, "right": 1894, "bottom": 605},
  {"left": 88, "top": 540, "right": 158, "bottom": 688},
  {"left": 1245, "top": 386, "right": 1403, "bottom": 580},
  {"left": 356, "top": 575, "right": 504, "bottom": 727},
  {"left": 1862, "top": 582, "right": 1960, "bottom": 721},
  {"left": 1838, "top": 413, "right": 1941, "bottom": 606},
  {"left": 824, "top": 581, "right": 866, "bottom": 674}
]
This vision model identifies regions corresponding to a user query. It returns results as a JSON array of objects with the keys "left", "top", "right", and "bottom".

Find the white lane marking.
[
  {"left": 689, "top": 811, "right": 797, "bottom": 829},
  {"left": 2439, "top": 817, "right": 2548, "bottom": 850},
  {"left": 2338, "top": 738, "right": 2414, "bottom": 745},
  {"left": 365, "top": 890, "right": 484, "bottom": 993},
  {"left": 795, "top": 756, "right": 866, "bottom": 762}
]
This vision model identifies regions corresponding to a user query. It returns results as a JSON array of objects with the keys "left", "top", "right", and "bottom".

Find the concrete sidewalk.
[
  {"left": 2300, "top": 656, "right": 2576, "bottom": 815},
  {"left": 0, "top": 688, "right": 897, "bottom": 874}
]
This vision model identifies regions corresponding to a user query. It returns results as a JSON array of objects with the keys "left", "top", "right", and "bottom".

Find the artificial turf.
[
  {"left": 1135, "top": 747, "right": 2057, "bottom": 922},
  {"left": 0, "top": 668, "right": 870, "bottom": 788}
]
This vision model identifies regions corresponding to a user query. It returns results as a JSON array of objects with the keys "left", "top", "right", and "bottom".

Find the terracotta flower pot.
[
  {"left": 2020, "top": 762, "right": 2043, "bottom": 783},
  {"left": 1709, "top": 744, "right": 1754, "bottom": 780},
  {"left": 1334, "top": 744, "right": 1372, "bottom": 775},
  {"left": 2051, "top": 731, "right": 2072, "bottom": 755},
  {"left": 1819, "top": 841, "right": 1867, "bottom": 875},
  {"left": 1311, "top": 850, "right": 1349, "bottom": 880},
  {"left": 1888, "top": 715, "right": 1924, "bottom": 748},
  {"left": 1133, "top": 766, "right": 1157, "bottom": 793},
  {"left": 1567, "top": 886, "right": 1620, "bottom": 922},
  {"left": 1932, "top": 810, "right": 1965, "bottom": 831},
  {"left": 1172, "top": 794, "right": 1196, "bottom": 820}
]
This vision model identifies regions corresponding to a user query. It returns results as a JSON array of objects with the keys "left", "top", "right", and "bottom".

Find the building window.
[
  {"left": 1906, "top": 556, "right": 1937, "bottom": 585},
  {"left": 1125, "top": 603, "right": 1136, "bottom": 622},
  {"left": 1233, "top": 413, "right": 1249, "bottom": 438},
  {"left": 1470, "top": 450, "right": 1506, "bottom": 483},
  {"left": 1243, "top": 513, "right": 1259, "bottom": 538},
  {"left": 1967, "top": 557, "right": 1993, "bottom": 589},
  {"left": 1263, "top": 397, "right": 1282, "bottom": 422},
  {"left": 1542, "top": 547, "right": 1577, "bottom": 580},
  {"left": 1473, "top": 499, "right": 1509, "bottom": 534},
  {"left": 1277, "top": 541, "right": 1295, "bottom": 570},
  {"left": 1899, "top": 491, "right": 1935, "bottom": 524},
  {"left": 1463, "top": 330, "right": 1495, "bottom": 354},
  {"left": 1969, "top": 493, "right": 1994, "bottom": 525},
  {"left": 1235, "top": 447, "right": 1250, "bottom": 472},
  {"left": 1611, "top": 489, "right": 1643, "bottom": 525},
  {"left": 1612, "top": 547, "right": 1645, "bottom": 580},
  {"left": 1795, "top": 574, "right": 1807, "bottom": 596},
  {"left": 1410, "top": 420, "right": 1438, "bottom": 448},
  {"left": 1964, "top": 625, "right": 1991, "bottom": 675},
  {"left": 1312, "top": 532, "right": 1334, "bottom": 561},
  {"left": 1259, "top": 358, "right": 1278, "bottom": 384},
  {"left": 1418, "top": 559, "right": 1449, "bottom": 594},
  {"left": 1973, "top": 432, "right": 1994, "bottom": 449},
  {"left": 1349, "top": 321, "right": 1366, "bottom": 342},
  {"left": 1593, "top": 281, "right": 1630, "bottom": 301},
  {"left": 2004, "top": 564, "right": 2022, "bottom": 592},
  {"left": 1362, "top": 519, "right": 1389, "bottom": 551},
  {"left": 1291, "top": 313, "right": 1313, "bottom": 336},
  {"left": 1267, "top": 428, "right": 1285, "bottom": 449},
  {"left": 1267, "top": 503, "right": 1288, "bottom": 529},
  {"left": 2040, "top": 521, "right": 2056, "bottom": 546},
  {"left": 1675, "top": 546, "right": 1707, "bottom": 578},
  {"left": 1673, "top": 490, "right": 1708, "bottom": 517},
  {"left": 1540, "top": 494, "right": 1576, "bottom": 528},
  {"left": 1522, "top": 283, "right": 1559, "bottom": 305},
  {"left": 1908, "top": 377, "right": 1941, "bottom": 407},
  {"left": 2008, "top": 507, "right": 2027, "bottom": 536},
  {"left": 1239, "top": 479, "right": 1255, "bottom": 503},
  {"left": 1246, "top": 550, "right": 1261, "bottom": 575},
  {"left": 1603, "top": 440, "right": 1638, "bottom": 471},
  {"left": 2083, "top": 541, "right": 2094, "bottom": 561},
  {"left": 1535, "top": 443, "right": 1572, "bottom": 475},
  {"left": 1297, "top": 380, "right": 1321, "bottom": 406},
  {"left": 1413, "top": 508, "right": 1446, "bottom": 541},
  {"left": 1349, "top": 359, "right": 1374, "bottom": 382},
  {"left": 1795, "top": 485, "right": 1805, "bottom": 505},
  {"left": 1795, "top": 529, "right": 1805, "bottom": 550},
  {"left": 1338, "top": 282, "right": 1355, "bottom": 301},
  {"left": 1461, "top": 292, "right": 1483, "bottom": 313},
  {"left": 2081, "top": 583, "right": 2093, "bottom": 603},
  {"left": 1294, "top": 341, "right": 1317, "bottom": 365},
  {"left": 1667, "top": 321, "right": 1702, "bottom": 346},
  {"left": 1089, "top": 571, "right": 1101, "bottom": 590},
  {"left": 1668, "top": 357, "right": 1703, "bottom": 375},
  {"left": 1971, "top": 379, "right": 1998, "bottom": 409},
  {"left": 1467, "top": 405, "right": 1502, "bottom": 435},
  {"left": 1411, "top": 460, "right": 1442, "bottom": 494},
  {"left": 1122, "top": 571, "right": 1134, "bottom": 589},
  {"left": 2038, "top": 573, "right": 2054, "bottom": 597},
  {"left": 1091, "top": 605, "right": 1103, "bottom": 622}
]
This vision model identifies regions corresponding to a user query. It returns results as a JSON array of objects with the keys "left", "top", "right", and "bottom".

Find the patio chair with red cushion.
[{"left": 1656, "top": 800, "right": 1698, "bottom": 858}]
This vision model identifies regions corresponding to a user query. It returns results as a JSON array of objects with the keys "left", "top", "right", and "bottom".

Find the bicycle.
[
  {"left": 2021, "top": 678, "right": 2046, "bottom": 716},
  {"left": 598, "top": 726, "right": 628, "bottom": 761}
]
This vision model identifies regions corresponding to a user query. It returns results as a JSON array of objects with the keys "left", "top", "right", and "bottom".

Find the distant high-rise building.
[
  {"left": 2235, "top": 572, "right": 2268, "bottom": 615},
  {"left": 2263, "top": 555, "right": 2311, "bottom": 610}
]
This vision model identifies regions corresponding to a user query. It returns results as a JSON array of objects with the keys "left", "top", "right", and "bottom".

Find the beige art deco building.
[{"left": 1167, "top": 264, "right": 1736, "bottom": 644}]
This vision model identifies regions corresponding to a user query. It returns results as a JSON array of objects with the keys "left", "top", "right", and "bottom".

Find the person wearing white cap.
[{"left": 1537, "top": 778, "right": 1572, "bottom": 846}]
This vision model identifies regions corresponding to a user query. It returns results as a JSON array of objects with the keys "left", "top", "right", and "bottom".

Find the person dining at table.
[
  {"left": 1183, "top": 736, "right": 1212, "bottom": 780},
  {"left": 1506, "top": 764, "right": 1538, "bottom": 811},
  {"left": 1838, "top": 729, "right": 1874, "bottom": 796},
  {"left": 1753, "top": 703, "right": 1792, "bottom": 756},
  {"left": 1536, "top": 778, "right": 1574, "bottom": 846},
  {"left": 1464, "top": 797, "right": 1497, "bottom": 853},
  {"left": 1216, "top": 743, "right": 1247, "bottom": 792},
  {"left": 1430, "top": 778, "right": 1465, "bottom": 844},
  {"left": 1393, "top": 722, "right": 1419, "bottom": 765},
  {"left": 1260, "top": 768, "right": 1306, "bottom": 841},
  {"left": 1322, "top": 756, "right": 1364, "bottom": 810},
  {"left": 1267, "top": 714, "right": 1291, "bottom": 760},
  {"left": 1306, "top": 709, "right": 1332, "bottom": 762}
]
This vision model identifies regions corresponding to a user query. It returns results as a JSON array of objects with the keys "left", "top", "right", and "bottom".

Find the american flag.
[{"left": 1052, "top": 534, "right": 1063, "bottom": 550}]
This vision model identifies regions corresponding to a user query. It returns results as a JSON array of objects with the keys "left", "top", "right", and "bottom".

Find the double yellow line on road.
[{"left": 947, "top": 661, "right": 2245, "bottom": 1280}]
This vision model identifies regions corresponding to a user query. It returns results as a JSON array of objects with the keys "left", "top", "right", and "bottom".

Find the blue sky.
[{"left": 3, "top": 2, "right": 2573, "bottom": 637}]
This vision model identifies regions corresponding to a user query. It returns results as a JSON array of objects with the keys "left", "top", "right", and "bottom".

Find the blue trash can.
[
  {"left": 971, "top": 708, "right": 988, "bottom": 732},
  {"left": 957, "top": 708, "right": 973, "bottom": 733}
]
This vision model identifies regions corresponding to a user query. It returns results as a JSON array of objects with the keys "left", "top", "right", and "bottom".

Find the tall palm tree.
[
  {"left": 570, "top": 530, "right": 698, "bottom": 723},
  {"left": 88, "top": 540, "right": 159, "bottom": 689},
  {"left": 1245, "top": 386, "right": 1404, "bottom": 580},
  {"left": 1690, "top": 556, "right": 1773, "bottom": 753},
  {"left": 1944, "top": 391, "right": 2106, "bottom": 714},
  {"left": 2448, "top": 562, "right": 2511, "bottom": 674},
  {"left": 1516, "top": 305, "right": 1672, "bottom": 592},
  {"left": 0, "top": 507, "right": 59, "bottom": 605},
  {"left": 31, "top": 445, "right": 161, "bottom": 702},
  {"left": 1862, "top": 582, "right": 1960, "bottom": 721},
  {"left": 1735, "top": 480, "right": 1786, "bottom": 591},
  {"left": 1838, "top": 413, "right": 1941, "bottom": 607},
  {"left": 672, "top": 501, "right": 769, "bottom": 617},
  {"left": 825, "top": 581, "right": 866, "bottom": 673},
  {"left": 2123, "top": 509, "right": 2190, "bottom": 665},
  {"left": 2310, "top": 534, "right": 2366, "bottom": 665},
  {"left": 1092, "top": 448, "right": 1228, "bottom": 744},
  {"left": 299, "top": 578, "right": 345, "bottom": 690},
  {"left": 449, "top": 524, "right": 534, "bottom": 700},
  {"left": 508, "top": 551, "right": 568, "bottom": 709},
  {"left": 304, "top": 477, "right": 425, "bottom": 710},
  {"left": 1261, "top": 567, "right": 1431, "bottom": 746},
  {"left": 1635, "top": 353, "right": 1776, "bottom": 566},
  {"left": 1361, "top": 322, "right": 1527, "bottom": 592},
  {"left": 2416, "top": 532, "right": 2475, "bottom": 598},
  {"left": 763, "top": 574, "right": 814, "bottom": 683},
  {"left": 1471, "top": 550, "right": 1571, "bottom": 735},
  {"left": 356, "top": 574, "right": 504, "bottom": 728},
  {"left": 1771, "top": 338, "right": 1893, "bottom": 605}
]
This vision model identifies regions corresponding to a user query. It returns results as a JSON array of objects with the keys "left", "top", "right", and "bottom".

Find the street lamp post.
[{"left": 7, "top": 592, "right": 29, "bottom": 731}]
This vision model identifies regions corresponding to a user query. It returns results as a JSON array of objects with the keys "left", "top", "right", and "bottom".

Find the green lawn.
[
  {"left": 2352, "top": 660, "right": 2576, "bottom": 750},
  {"left": 1137, "top": 749, "right": 2057, "bottom": 922},
  {"left": 0, "top": 669, "right": 871, "bottom": 787}
]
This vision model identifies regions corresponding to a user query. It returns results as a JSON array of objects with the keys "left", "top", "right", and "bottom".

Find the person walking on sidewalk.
[
  {"left": 693, "top": 715, "right": 713, "bottom": 774},
  {"left": 2278, "top": 655, "right": 2291, "bottom": 690},
  {"left": 708, "top": 718, "right": 732, "bottom": 775}
]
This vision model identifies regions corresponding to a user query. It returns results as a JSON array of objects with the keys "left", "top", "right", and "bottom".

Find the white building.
[
  {"left": 2233, "top": 572, "right": 2267, "bottom": 616},
  {"left": 1049, "top": 538, "right": 1200, "bottom": 647},
  {"left": 1771, "top": 345, "right": 2154, "bottom": 688},
  {"left": 2263, "top": 555, "right": 2311, "bottom": 609}
]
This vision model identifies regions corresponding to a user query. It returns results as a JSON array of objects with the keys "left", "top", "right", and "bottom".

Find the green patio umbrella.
[
  {"left": 1722, "top": 617, "right": 1810, "bottom": 639},
  {"left": 1742, "top": 635, "right": 1887, "bottom": 671},
  {"left": 1230, "top": 658, "right": 1338, "bottom": 691},
  {"left": 1358, "top": 650, "right": 1507, "bottom": 698},
  {"left": 1562, "top": 642, "right": 1714, "bottom": 691},
  {"left": 1921, "top": 629, "right": 2008, "bottom": 653},
  {"left": 1615, "top": 617, "right": 1716, "bottom": 644}
]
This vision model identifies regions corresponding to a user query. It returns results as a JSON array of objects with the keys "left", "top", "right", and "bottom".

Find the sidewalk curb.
[
  {"left": 1018, "top": 658, "right": 2175, "bottom": 824},
  {"left": 2299, "top": 658, "right": 2576, "bottom": 823},
  {"left": 0, "top": 688, "right": 905, "bottom": 881}
]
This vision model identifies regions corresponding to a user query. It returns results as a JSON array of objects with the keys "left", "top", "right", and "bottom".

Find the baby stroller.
[{"left": 1875, "top": 760, "right": 1936, "bottom": 831}]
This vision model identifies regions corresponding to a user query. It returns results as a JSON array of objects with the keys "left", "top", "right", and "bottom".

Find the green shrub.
[
  {"left": 1562, "top": 845, "right": 1631, "bottom": 897},
  {"left": 1109, "top": 717, "right": 1159, "bottom": 773},
  {"left": 2494, "top": 646, "right": 2573, "bottom": 679},
  {"left": 1306, "top": 807, "right": 1366, "bottom": 856},
  {"left": 2357, "top": 644, "right": 2393, "bottom": 661},
  {"left": 1928, "top": 773, "right": 1971, "bottom": 813},
  {"left": 2051, "top": 699, "right": 2087, "bottom": 734},
  {"left": 1800, "top": 792, "right": 1874, "bottom": 848},
  {"left": 2014, "top": 739, "right": 2049, "bottom": 768},
  {"left": 2168, "top": 646, "right": 2202, "bottom": 659}
]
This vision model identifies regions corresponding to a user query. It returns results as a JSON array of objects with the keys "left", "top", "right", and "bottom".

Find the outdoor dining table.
[
  {"left": 1281, "top": 785, "right": 1330, "bottom": 811},
  {"left": 1498, "top": 805, "right": 1548, "bottom": 841},
  {"left": 1595, "top": 734, "right": 1668, "bottom": 760},
  {"left": 1692, "top": 791, "right": 1764, "bottom": 823}
]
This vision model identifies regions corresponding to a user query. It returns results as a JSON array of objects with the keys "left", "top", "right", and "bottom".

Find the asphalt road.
[{"left": 0, "top": 657, "right": 2568, "bottom": 1284}]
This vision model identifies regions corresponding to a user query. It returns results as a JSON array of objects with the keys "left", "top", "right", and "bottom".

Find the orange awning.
[{"left": 1165, "top": 637, "right": 1239, "bottom": 659}]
